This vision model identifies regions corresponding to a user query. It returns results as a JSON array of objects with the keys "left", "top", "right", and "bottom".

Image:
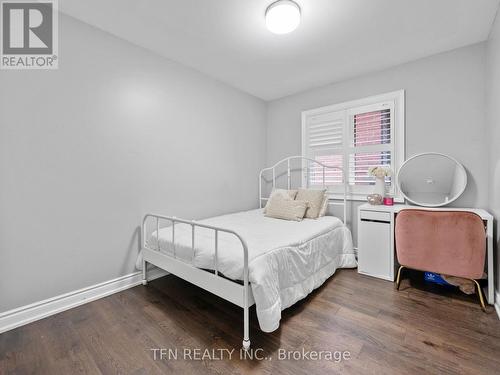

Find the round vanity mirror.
[{"left": 397, "top": 153, "right": 467, "bottom": 207}]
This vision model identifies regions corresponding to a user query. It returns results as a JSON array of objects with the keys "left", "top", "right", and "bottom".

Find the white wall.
[
  {"left": 0, "top": 15, "right": 267, "bottom": 312},
  {"left": 0, "top": 13, "right": 495, "bottom": 314},
  {"left": 267, "top": 43, "right": 488, "bottom": 245},
  {"left": 486, "top": 12, "right": 500, "bottom": 295}
]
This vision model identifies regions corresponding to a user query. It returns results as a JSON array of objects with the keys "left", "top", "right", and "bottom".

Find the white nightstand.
[
  {"left": 357, "top": 204, "right": 394, "bottom": 281},
  {"left": 357, "top": 203, "right": 495, "bottom": 305}
]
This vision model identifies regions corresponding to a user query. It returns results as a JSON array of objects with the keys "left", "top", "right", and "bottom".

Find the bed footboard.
[{"left": 141, "top": 214, "right": 252, "bottom": 350}]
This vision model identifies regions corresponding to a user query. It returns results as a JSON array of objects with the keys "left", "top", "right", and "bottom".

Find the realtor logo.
[{"left": 1, "top": 0, "right": 58, "bottom": 69}]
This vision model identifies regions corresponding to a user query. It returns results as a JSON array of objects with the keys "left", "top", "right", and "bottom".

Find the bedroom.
[{"left": 0, "top": 0, "right": 499, "bottom": 373}]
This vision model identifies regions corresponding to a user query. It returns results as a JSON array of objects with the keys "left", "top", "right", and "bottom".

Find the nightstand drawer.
[{"left": 359, "top": 210, "right": 391, "bottom": 223}]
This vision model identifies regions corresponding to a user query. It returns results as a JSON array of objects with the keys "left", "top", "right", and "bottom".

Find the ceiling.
[{"left": 60, "top": 0, "right": 500, "bottom": 101}]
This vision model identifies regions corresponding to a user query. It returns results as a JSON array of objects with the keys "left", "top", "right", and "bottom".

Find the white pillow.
[
  {"left": 264, "top": 189, "right": 298, "bottom": 213},
  {"left": 295, "top": 188, "right": 327, "bottom": 219},
  {"left": 265, "top": 194, "right": 308, "bottom": 221}
]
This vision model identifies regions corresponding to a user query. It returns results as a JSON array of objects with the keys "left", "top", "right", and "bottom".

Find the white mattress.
[{"left": 145, "top": 209, "right": 357, "bottom": 332}]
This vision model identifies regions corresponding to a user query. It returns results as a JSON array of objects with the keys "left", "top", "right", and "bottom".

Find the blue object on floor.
[{"left": 424, "top": 272, "right": 451, "bottom": 286}]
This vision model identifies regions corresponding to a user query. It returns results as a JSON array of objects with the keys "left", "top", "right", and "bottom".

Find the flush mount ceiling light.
[{"left": 265, "top": 0, "right": 301, "bottom": 34}]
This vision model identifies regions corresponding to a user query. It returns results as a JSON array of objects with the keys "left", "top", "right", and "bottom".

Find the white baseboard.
[
  {"left": 0, "top": 267, "right": 168, "bottom": 334},
  {"left": 495, "top": 291, "right": 500, "bottom": 320}
]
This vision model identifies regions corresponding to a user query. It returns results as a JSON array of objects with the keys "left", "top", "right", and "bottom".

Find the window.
[{"left": 301, "top": 90, "right": 405, "bottom": 200}]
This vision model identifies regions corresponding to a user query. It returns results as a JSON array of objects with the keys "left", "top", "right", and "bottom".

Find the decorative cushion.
[
  {"left": 318, "top": 193, "right": 329, "bottom": 217},
  {"left": 264, "top": 189, "right": 298, "bottom": 213},
  {"left": 296, "top": 188, "right": 327, "bottom": 219},
  {"left": 265, "top": 194, "right": 308, "bottom": 221}
]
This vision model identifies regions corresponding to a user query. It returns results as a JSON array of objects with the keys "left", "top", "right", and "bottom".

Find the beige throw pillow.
[
  {"left": 265, "top": 195, "right": 308, "bottom": 221},
  {"left": 296, "top": 188, "right": 327, "bottom": 219},
  {"left": 264, "top": 189, "right": 298, "bottom": 213},
  {"left": 319, "top": 193, "right": 329, "bottom": 217}
]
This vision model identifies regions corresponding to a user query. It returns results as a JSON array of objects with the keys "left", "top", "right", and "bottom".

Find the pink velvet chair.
[{"left": 395, "top": 209, "right": 486, "bottom": 310}]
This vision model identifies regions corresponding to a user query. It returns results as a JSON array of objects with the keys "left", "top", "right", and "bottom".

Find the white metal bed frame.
[{"left": 141, "top": 156, "right": 346, "bottom": 350}]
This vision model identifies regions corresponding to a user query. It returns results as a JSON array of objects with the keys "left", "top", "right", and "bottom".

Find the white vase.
[{"left": 374, "top": 177, "right": 386, "bottom": 197}]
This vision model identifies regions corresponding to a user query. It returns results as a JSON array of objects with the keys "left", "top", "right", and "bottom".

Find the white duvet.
[{"left": 145, "top": 209, "right": 357, "bottom": 332}]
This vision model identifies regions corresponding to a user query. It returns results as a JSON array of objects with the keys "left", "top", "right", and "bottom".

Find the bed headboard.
[{"left": 259, "top": 156, "right": 347, "bottom": 224}]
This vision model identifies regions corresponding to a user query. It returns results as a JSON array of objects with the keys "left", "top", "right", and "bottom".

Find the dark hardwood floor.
[{"left": 1, "top": 269, "right": 499, "bottom": 374}]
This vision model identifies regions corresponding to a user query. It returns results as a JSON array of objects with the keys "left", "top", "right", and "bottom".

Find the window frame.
[{"left": 301, "top": 90, "right": 405, "bottom": 202}]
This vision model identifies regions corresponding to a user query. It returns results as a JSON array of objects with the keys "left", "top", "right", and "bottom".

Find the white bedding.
[{"left": 145, "top": 209, "right": 357, "bottom": 332}]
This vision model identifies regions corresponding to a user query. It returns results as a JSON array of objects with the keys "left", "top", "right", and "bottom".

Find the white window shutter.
[
  {"left": 301, "top": 90, "right": 404, "bottom": 200},
  {"left": 303, "top": 110, "right": 345, "bottom": 188},
  {"left": 306, "top": 110, "right": 345, "bottom": 150},
  {"left": 347, "top": 102, "right": 394, "bottom": 189}
]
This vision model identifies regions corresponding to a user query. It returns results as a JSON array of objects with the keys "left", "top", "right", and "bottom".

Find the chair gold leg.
[
  {"left": 396, "top": 266, "right": 405, "bottom": 290},
  {"left": 472, "top": 279, "right": 486, "bottom": 312}
]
